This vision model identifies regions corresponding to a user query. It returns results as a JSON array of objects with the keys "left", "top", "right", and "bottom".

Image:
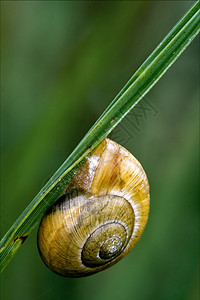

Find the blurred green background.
[{"left": 0, "top": 1, "right": 199, "bottom": 300}]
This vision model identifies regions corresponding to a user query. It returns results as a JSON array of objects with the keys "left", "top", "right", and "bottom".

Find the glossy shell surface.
[{"left": 37, "top": 139, "right": 150, "bottom": 277}]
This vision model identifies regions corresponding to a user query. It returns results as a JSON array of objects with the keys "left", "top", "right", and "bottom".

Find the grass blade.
[{"left": 0, "top": 1, "right": 199, "bottom": 272}]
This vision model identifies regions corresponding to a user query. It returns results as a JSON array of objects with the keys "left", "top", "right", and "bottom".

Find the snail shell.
[{"left": 37, "top": 139, "right": 150, "bottom": 277}]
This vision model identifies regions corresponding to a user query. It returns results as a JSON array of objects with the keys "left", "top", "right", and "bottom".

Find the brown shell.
[{"left": 37, "top": 139, "right": 150, "bottom": 277}]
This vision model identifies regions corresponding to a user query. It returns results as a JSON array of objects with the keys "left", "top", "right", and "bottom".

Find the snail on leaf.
[{"left": 37, "top": 139, "right": 150, "bottom": 277}]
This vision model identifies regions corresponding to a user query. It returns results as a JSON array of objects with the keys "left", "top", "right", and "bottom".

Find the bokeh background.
[{"left": 1, "top": 1, "right": 199, "bottom": 300}]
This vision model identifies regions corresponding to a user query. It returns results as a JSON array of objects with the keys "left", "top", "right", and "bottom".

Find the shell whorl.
[{"left": 37, "top": 139, "right": 150, "bottom": 277}]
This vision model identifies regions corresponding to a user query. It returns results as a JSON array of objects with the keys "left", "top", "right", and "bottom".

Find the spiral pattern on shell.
[{"left": 37, "top": 139, "right": 150, "bottom": 277}]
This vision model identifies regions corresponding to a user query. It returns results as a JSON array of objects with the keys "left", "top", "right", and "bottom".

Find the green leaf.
[{"left": 0, "top": 1, "right": 199, "bottom": 272}]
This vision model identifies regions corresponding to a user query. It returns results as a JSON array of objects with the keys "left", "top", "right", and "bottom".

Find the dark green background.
[{"left": 1, "top": 1, "right": 199, "bottom": 300}]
